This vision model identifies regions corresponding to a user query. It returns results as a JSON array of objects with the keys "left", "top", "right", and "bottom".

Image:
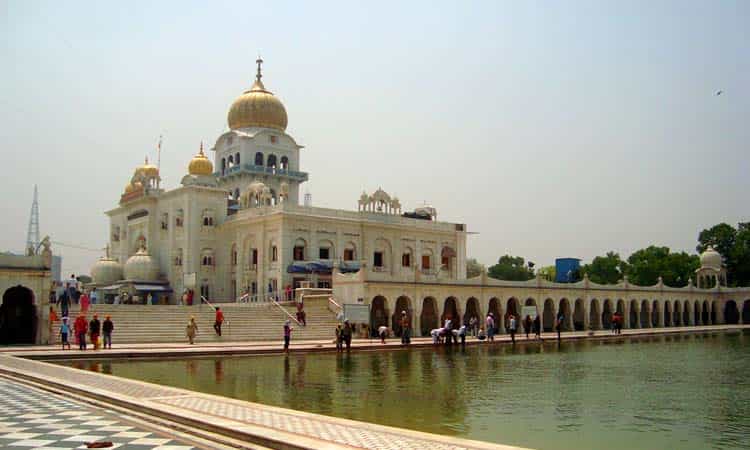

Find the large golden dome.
[
  {"left": 227, "top": 58, "right": 288, "bottom": 131},
  {"left": 188, "top": 143, "right": 214, "bottom": 176}
]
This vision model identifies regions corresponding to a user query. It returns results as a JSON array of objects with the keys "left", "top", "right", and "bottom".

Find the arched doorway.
[
  {"left": 573, "top": 299, "right": 585, "bottom": 331},
  {"left": 682, "top": 302, "right": 691, "bottom": 326},
  {"left": 391, "top": 296, "right": 412, "bottom": 336},
  {"left": 442, "top": 297, "right": 460, "bottom": 329},
  {"left": 602, "top": 300, "right": 613, "bottom": 329},
  {"left": 589, "top": 299, "right": 601, "bottom": 330},
  {"left": 488, "top": 298, "right": 502, "bottom": 333},
  {"left": 673, "top": 301, "right": 681, "bottom": 326},
  {"left": 420, "top": 297, "right": 438, "bottom": 336},
  {"left": 702, "top": 301, "right": 709, "bottom": 325},
  {"left": 664, "top": 301, "right": 672, "bottom": 327},
  {"left": 370, "top": 296, "right": 389, "bottom": 337},
  {"left": 0, "top": 286, "right": 37, "bottom": 345},
  {"left": 640, "top": 300, "right": 650, "bottom": 328},
  {"left": 629, "top": 300, "right": 639, "bottom": 329},
  {"left": 464, "top": 297, "right": 481, "bottom": 327},
  {"left": 616, "top": 299, "right": 625, "bottom": 328},
  {"left": 543, "top": 299, "right": 555, "bottom": 332},
  {"left": 652, "top": 300, "right": 660, "bottom": 327},
  {"left": 558, "top": 298, "right": 572, "bottom": 331},
  {"left": 711, "top": 301, "right": 718, "bottom": 324},
  {"left": 743, "top": 300, "right": 750, "bottom": 325},
  {"left": 694, "top": 301, "right": 701, "bottom": 326},
  {"left": 506, "top": 298, "right": 519, "bottom": 329},
  {"left": 724, "top": 301, "right": 739, "bottom": 325}
]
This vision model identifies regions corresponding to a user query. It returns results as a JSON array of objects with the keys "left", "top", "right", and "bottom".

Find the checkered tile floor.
[{"left": 0, "top": 378, "right": 195, "bottom": 450}]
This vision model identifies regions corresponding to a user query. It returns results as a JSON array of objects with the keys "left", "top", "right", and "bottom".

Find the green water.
[{"left": 61, "top": 331, "right": 750, "bottom": 450}]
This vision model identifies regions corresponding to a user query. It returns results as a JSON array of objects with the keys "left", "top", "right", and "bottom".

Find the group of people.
[{"left": 58, "top": 313, "right": 114, "bottom": 350}]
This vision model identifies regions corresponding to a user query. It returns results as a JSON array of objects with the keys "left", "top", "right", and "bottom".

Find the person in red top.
[
  {"left": 74, "top": 315, "right": 88, "bottom": 350},
  {"left": 214, "top": 307, "right": 224, "bottom": 336}
]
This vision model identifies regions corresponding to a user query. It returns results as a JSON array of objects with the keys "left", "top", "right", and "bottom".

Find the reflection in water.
[{"left": 57, "top": 331, "right": 750, "bottom": 450}]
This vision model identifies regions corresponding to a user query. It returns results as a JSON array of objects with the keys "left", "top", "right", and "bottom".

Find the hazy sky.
[{"left": 1, "top": 0, "right": 748, "bottom": 276}]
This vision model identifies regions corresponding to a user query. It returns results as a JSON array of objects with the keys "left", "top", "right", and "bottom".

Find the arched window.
[
  {"left": 318, "top": 240, "right": 334, "bottom": 260},
  {"left": 175, "top": 209, "right": 184, "bottom": 227},
  {"left": 267, "top": 154, "right": 277, "bottom": 168},
  {"left": 235, "top": 152, "right": 240, "bottom": 165},
  {"left": 254, "top": 152, "right": 264, "bottom": 166},
  {"left": 202, "top": 209, "right": 215, "bottom": 227},
  {"left": 344, "top": 242, "right": 356, "bottom": 261},
  {"left": 421, "top": 249, "right": 433, "bottom": 271},
  {"left": 201, "top": 250, "right": 214, "bottom": 267},
  {"left": 293, "top": 238, "right": 306, "bottom": 261},
  {"left": 221, "top": 158, "right": 226, "bottom": 175},
  {"left": 227, "top": 155, "right": 234, "bottom": 167},
  {"left": 402, "top": 247, "right": 413, "bottom": 267},
  {"left": 231, "top": 244, "right": 238, "bottom": 266},
  {"left": 271, "top": 245, "right": 278, "bottom": 262},
  {"left": 280, "top": 156, "right": 289, "bottom": 170},
  {"left": 234, "top": 188, "right": 240, "bottom": 200}
]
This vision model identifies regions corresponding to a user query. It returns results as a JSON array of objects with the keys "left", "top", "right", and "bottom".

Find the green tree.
[
  {"left": 626, "top": 246, "right": 699, "bottom": 287},
  {"left": 487, "top": 255, "right": 535, "bottom": 281},
  {"left": 582, "top": 251, "right": 628, "bottom": 284},
  {"left": 466, "top": 258, "right": 485, "bottom": 279},
  {"left": 537, "top": 265, "right": 556, "bottom": 282},
  {"left": 697, "top": 222, "right": 750, "bottom": 286}
]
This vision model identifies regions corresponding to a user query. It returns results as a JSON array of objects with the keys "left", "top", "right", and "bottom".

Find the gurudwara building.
[
  {"left": 92, "top": 59, "right": 467, "bottom": 305},
  {"left": 90, "top": 59, "right": 750, "bottom": 337}
]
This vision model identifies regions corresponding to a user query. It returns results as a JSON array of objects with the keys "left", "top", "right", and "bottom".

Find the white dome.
[
  {"left": 700, "top": 246, "right": 723, "bottom": 270},
  {"left": 91, "top": 257, "right": 123, "bottom": 285},
  {"left": 124, "top": 248, "right": 160, "bottom": 281}
]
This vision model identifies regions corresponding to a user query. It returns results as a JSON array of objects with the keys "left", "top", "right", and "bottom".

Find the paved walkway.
[
  {"left": 2, "top": 324, "right": 747, "bottom": 360},
  {"left": 0, "top": 377, "right": 196, "bottom": 450},
  {"left": 0, "top": 356, "right": 529, "bottom": 450}
]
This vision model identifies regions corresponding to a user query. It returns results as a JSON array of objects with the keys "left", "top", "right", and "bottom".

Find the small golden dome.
[
  {"left": 138, "top": 156, "right": 159, "bottom": 177},
  {"left": 188, "top": 143, "right": 214, "bottom": 176},
  {"left": 227, "top": 58, "right": 288, "bottom": 131}
]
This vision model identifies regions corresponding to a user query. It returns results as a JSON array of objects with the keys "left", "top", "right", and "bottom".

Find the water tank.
[{"left": 555, "top": 258, "right": 581, "bottom": 283}]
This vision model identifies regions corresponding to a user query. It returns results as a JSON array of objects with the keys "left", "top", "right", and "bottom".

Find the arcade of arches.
[{"left": 366, "top": 291, "right": 750, "bottom": 337}]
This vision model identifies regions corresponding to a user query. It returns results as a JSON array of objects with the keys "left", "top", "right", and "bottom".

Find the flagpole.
[{"left": 157, "top": 135, "right": 162, "bottom": 171}]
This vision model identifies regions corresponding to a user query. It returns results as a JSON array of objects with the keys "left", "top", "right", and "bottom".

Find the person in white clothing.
[{"left": 377, "top": 325, "right": 388, "bottom": 344}]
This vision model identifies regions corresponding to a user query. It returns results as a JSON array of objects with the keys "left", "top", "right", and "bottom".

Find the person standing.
[
  {"left": 89, "top": 315, "right": 101, "bottom": 350},
  {"left": 469, "top": 316, "right": 477, "bottom": 337},
  {"left": 283, "top": 320, "right": 293, "bottom": 352},
  {"left": 74, "top": 314, "right": 87, "bottom": 350},
  {"left": 485, "top": 313, "right": 495, "bottom": 341},
  {"left": 335, "top": 324, "right": 343, "bottom": 352},
  {"left": 48, "top": 306, "right": 58, "bottom": 345},
  {"left": 186, "top": 317, "right": 198, "bottom": 344},
  {"left": 509, "top": 315, "right": 517, "bottom": 344},
  {"left": 214, "top": 307, "right": 224, "bottom": 336},
  {"left": 556, "top": 311, "right": 564, "bottom": 342},
  {"left": 533, "top": 314, "right": 542, "bottom": 340},
  {"left": 80, "top": 291, "right": 90, "bottom": 313},
  {"left": 342, "top": 320, "right": 353, "bottom": 351},
  {"left": 102, "top": 315, "right": 114, "bottom": 349},
  {"left": 400, "top": 311, "right": 411, "bottom": 344},
  {"left": 58, "top": 285, "right": 70, "bottom": 318},
  {"left": 90, "top": 288, "right": 98, "bottom": 305},
  {"left": 60, "top": 317, "right": 71, "bottom": 350},
  {"left": 524, "top": 315, "right": 532, "bottom": 339}
]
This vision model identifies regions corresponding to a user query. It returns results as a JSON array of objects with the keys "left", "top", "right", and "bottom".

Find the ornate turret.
[{"left": 188, "top": 142, "right": 214, "bottom": 176}]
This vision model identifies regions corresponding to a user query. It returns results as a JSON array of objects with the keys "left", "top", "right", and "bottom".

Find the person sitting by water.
[
  {"left": 431, "top": 328, "right": 443, "bottom": 344},
  {"left": 477, "top": 327, "right": 487, "bottom": 341},
  {"left": 378, "top": 325, "right": 389, "bottom": 344},
  {"left": 454, "top": 325, "right": 467, "bottom": 346}
]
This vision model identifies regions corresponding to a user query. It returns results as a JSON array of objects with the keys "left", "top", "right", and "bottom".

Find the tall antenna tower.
[{"left": 25, "top": 185, "right": 40, "bottom": 254}]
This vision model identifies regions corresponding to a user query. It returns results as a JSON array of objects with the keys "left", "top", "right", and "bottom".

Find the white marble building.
[{"left": 93, "top": 59, "right": 467, "bottom": 303}]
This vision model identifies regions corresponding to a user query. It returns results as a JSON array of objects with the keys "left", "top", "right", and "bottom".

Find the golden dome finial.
[
  {"left": 144, "top": 156, "right": 149, "bottom": 165},
  {"left": 256, "top": 56, "right": 263, "bottom": 83},
  {"left": 188, "top": 141, "right": 213, "bottom": 176}
]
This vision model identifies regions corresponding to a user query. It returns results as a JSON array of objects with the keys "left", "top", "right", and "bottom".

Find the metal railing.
[
  {"left": 236, "top": 291, "right": 293, "bottom": 304},
  {"left": 273, "top": 299, "right": 301, "bottom": 326},
  {"left": 328, "top": 296, "right": 342, "bottom": 315}
]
